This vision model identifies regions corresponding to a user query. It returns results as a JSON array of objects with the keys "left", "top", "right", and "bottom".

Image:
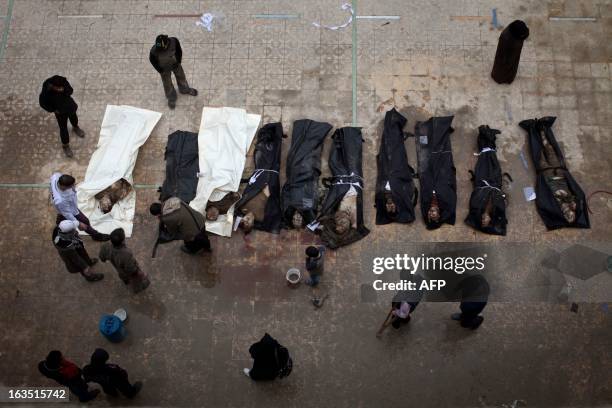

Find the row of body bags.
[{"left": 159, "top": 108, "right": 590, "bottom": 251}]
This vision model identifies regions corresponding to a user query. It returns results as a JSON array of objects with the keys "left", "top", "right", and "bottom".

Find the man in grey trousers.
[{"left": 149, "top": 34, "right": 198, "bottom": 109}]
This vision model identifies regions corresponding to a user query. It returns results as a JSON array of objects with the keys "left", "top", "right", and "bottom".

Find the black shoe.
[
  {"left": 80, "top": 389, "right": 100, "bottom": 402},
  {"left": 188, "top": 88, "right": 198, "bottom": 96},
  {"left": 127, "top": 381, "right": 143, "bottom": 398},
  {"left": 180, "top": 245, "right": 195, "bottom": 254},
  {"left": 168, "top": 100, "right": 176, "bottom": 110},
  {"left": 62, "top": 144, "right": 74, "bottom": 158},
  {"left": 92, "top": 233, "right": 111, "bottom": 242},
  {"left": 83, "top": 272, "right": 104, "bottom": 282},
  {"left": 73, "top": 127, "right": 85, "bottom": 138},
  {"left": 469, "top": 316, "right": 484, "bottom": 330}
]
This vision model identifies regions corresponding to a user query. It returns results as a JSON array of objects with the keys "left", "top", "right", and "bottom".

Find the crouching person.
[
  {"left": 53, "top": 220, "right": 103, "bottom": 282},
  {"left": 83, "top": 349, "right": 142, "bottom": 399},
  {"left": 38, "top": 351, "right": 99, "bottom": 402},
  {"left": 244, "top": 333, "right": 292, "bottom": 381},
  {"left": 99, "top": 228, "right": 150, "bottom": 294},
  {"left": 149, "top": 197, "right": 211, "bottom": 254}
]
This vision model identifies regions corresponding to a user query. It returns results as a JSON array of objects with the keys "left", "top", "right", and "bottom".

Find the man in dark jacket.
[
  {"left": 150, "top": 197, "right": 211, "bottom": 254},
  {"left": 244, "top": 333, "right": 292, "bottom": 380},
  {"left": 38, "top": 350, "right": 99, "bottom": 402},
  {"left": 149, "top": 34, "right": 198, "bottom": 109},
  {"left": 39, "top": 75, "right": 85, "bottom": 158},
  {"left": 53, "top": 220, "right": 104, "bottom": 282},
  {"left": 83, "top": 349, "right": 142, "bottom": 399}
]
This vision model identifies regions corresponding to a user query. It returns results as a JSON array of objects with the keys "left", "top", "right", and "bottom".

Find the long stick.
[{"left": 376, "top": 308, "right": 394, "bottom": 338}]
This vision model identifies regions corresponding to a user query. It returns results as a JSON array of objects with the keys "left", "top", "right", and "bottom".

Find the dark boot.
[
  {"left": 73, "top": 127, "right": 85, "bottom": 138},
  {"left": 62, "top": 144, "right": 74, "bottom": 158}
]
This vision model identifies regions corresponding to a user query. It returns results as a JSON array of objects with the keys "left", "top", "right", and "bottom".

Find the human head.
[
  {"left": 155, "top": 34, "right": 170, "bottom": 49},
  {"left": 206, "top": 206, "right": 219, "bottom": 221},
  {"left": 49, "top": 76, "right": 65, "bottom": 92},
  {"left": 45, "top": 350, "right": 63, "bottom": 369},
  {"left": 110, "top": 228, "right": 125, "bottom": 248},
  {"left": 291, "top": 211, "right": 303, "bottom": 229},
  {"left": 427, "top": 204, "right": 440, "bottom": 223},
  {"left": 561, "top": 203, "right": 576, "bottom": 223},
  {"left": 481, "top": 211, "right": 491, "bottom": 228},
  {"left": 58, "top": 174, "right": 75, "bottom": 191},
  {"left": 334, "top": 211, "right": 351, "bottom": 235},
  {"left": 59, "top": 220, "right": 79, "bottom": 233},
  {"left": 305, "top": 246, "right": 319, "bottom": 258},
  {"left": 90, "top": 348, "right": 109, "bottom": 366},
  {"left": 385, "top": 197, "right": 397, "bottom": 214},
  {"left": 149, "top": 202, "right": 162, "bottom": 216},
  {"left": 240, "top": 211, "right": 255, "bottom": 234}
]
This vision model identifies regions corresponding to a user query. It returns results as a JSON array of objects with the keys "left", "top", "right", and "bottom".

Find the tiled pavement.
[{"left": 0, "top": 0, "right": 611, "bottom": 407}]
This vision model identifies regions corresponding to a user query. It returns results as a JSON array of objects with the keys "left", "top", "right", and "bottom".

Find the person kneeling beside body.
[{"left": 150, "top": 197, "right": 211, "bottom": 254}]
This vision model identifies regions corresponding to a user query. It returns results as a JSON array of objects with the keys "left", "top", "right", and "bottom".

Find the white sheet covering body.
[
  {"left": 77, "top": 105, "right": 162, "bottom": 237},
  {"left": 190, "top": 107, "right": 261, "bottom": 237}
]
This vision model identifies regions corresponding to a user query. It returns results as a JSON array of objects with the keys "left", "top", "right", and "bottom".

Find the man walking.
[
  {"left": 50, "top": 172, "right": 109, "bottom": 241},
  {"left": 39, "top": 75, "right": 85, "bottom": 158},
  {"left": 451, "top": 274, "right": 490, "bottom": 330},
  {"left": 83, "top": 349, "right": 142, "bottom": 399},
  {"left": 149, "top": 197, "right": 211, "bottom": 254},
  {"left": 149, "top": 34, "right": 198, "bottom": 109},
  {"left": 99, "top": 228, "right": 150, "bottom": 294},
  {"left": 305, "top": 246, "right": 326, "bottom": 286},
  {"left": 38, "top": 351, "right": 99, "bottom": 402}
]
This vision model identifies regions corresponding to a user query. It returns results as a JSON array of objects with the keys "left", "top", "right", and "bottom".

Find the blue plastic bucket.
[{"left": 99, "top": 314, "right": 126, "bottom": 342}]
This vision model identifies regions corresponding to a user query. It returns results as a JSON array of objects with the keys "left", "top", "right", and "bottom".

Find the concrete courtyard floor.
[{"left": 0, "top": 0, "right": 611, "bottom": 407}]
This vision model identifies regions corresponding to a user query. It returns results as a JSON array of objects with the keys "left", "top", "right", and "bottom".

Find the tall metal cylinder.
[{"left": 491, "top": 20, "right": 530, "bottom": 84}]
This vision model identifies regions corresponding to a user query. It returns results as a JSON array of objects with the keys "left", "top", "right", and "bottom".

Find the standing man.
[
  {"left": 50, "top": 172, "right": 110, "bottom": 241},
  {"left": 99, "top": 228, "right": 150, "bottom": 294},
  {"left": 38, "top": 351, "right": 100, "bottom": 403},
  {"left": 304, "top": 246, "right": 326, "bottom": 287},
  {"left": 149, "top": 197, "right": 211, "bottom": 254},
  {"left": 39, "top": 75, "right": 85, "bottom": 158},
  {"left": 83, "top": 348, "right": 142, "bottom": 399},
  {"left": 149, "top": 34, "right": 198, "bottom": 109},
  {"left": 451, "top": 274, "right": 490, "bottom": 330},
  {"left": 53, "top": 220, "right": 104, "bottom": 282}
]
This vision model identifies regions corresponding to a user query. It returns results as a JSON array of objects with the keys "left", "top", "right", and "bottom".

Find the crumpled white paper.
[
  {"left": 312, "top": 3, "right": 354, "bottom": 30},
  {"left": 196, "top": 13, "right": 215, "bottom": 31}
]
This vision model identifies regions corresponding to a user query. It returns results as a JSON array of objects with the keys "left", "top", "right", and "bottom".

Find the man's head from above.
[
  {"left": 45, "top": 350, "right": 63, "bottom": 369},
  {"left": 240, "top": 211, "right": 255, "bottom": 234},
  {"left": 58, "top": 174, "right": 75, "bottom": 191},
  {"left": 155, "top": 34, "right": 170, "bottom": 49},
  {"left": 58, "top": 220, "right": 78, "bottom": 234},
  {"left": 334, "top": 211, "right": 351, "bottom": 235},
  {"left": 427, "top": 203, "right": 440, "bottom": 223},
  {"left": 305, "top": 246, "right": 320, "bottom": 259},
  {"left": 49, "top": 76, "right": 65, "bottom": 92},
  {"left": 110, "top": 228, "right": 126, "bottom": 248},
  {"left": 291, "top": 211, "right": 303, "bottom": 229},
  {"left": 206, "top": 206, "right": 220, "bottom": 221},
  {"left": 385, "top": 196, "right": 397, "bottom": 214},
  {"left": 149, "top": 202, "right": 162, "bottom": 217}
]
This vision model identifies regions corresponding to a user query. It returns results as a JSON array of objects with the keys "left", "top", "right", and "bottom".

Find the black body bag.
[
  {"left": 313, "top": 127, "right": 370, "bottom": 249},
  {"left": 465, "top": 125, "right": 509, "bottom": 235},
  {"left": 375, "top": 108, "right": 418, "bottom": 225},
  {"left": 235, "top": 122, "right": 284, "bottom": 234},
  {"left": 519, "top": 117, "right": 589, "bottom": 230},
  {"left": 281, "top": 119, "right": 332, "bottom": 228},
  {"left": 414, "top": 116, "right": 457, "bottom": 230}
]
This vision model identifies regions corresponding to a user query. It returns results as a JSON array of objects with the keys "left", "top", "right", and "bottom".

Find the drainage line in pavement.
[
  {"left": 351, "top": 0, "right": 358, "bottom": 126},
  {"left": 253, "top": 14, "right": 300, "bottom": 19},
  {"left": 0, "top": 0, "right": 15, "bottom": 62}
]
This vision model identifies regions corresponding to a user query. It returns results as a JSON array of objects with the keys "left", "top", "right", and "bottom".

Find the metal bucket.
[{"left": 286, "top": 268, "right": 301, "bottom": 288}]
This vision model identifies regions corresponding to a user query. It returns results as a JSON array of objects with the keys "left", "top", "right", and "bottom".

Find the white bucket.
[{"left": 286, "top": 268, "right": 301, "bottom": 287}]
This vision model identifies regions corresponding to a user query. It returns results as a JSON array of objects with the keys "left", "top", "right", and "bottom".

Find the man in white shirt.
[{"left": 50, "top": 173, "right": 110, "bottom": 241}]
